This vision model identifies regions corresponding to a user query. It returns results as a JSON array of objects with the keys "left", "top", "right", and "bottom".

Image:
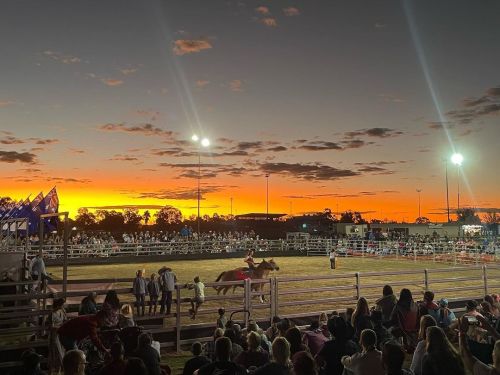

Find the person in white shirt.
[
  {"left": 341, "top": 329, "right": 385, "bottom": 375},
  {"left": 187, "top": 276, "right": 205, "bottom": 319},
  {"left": 329, "top": 249, "right": 336, "bottom": 269}
]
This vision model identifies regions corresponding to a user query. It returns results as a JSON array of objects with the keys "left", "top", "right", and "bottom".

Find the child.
[
  {"left": 187, "top": 276, "right": 205, "bottom": 319},
  {"left": 132, "top": 269, "right": 148, "bottom": 316},
  {"left": 147, "top": 273, "right": 160, "bottom": 316},
  {"left": 217, "top": 308, "right": 227, "bottom": 329}
]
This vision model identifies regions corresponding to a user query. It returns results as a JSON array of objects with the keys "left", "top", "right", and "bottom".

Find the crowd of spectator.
[{"left": 11, "top": 284, "right": 500, "bottom": 375}]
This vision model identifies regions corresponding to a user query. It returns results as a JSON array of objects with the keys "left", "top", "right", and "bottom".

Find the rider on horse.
[{"left": 244, "top": 250, "right": 259, "bottom": 273}]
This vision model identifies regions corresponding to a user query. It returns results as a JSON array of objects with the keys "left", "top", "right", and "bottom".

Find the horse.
[{"left": 214, "top": 259, "right": 279, "bottom": 302}]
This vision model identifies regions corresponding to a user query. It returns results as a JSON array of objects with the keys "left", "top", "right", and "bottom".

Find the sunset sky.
[{"left": 0, "top": 0, "right": 499, "bottom": 222}]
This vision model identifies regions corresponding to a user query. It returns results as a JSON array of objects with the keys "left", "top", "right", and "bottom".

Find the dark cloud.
[
  {"left": 0, "top": 136, "right": 25, "bottom": 145},
  {"left": 0, "top": 150, "right": 37, "bottom": 164},
  {"left": 109, "top": 154, "right": 140, "bottom": 162},
  {"left": 135, "top": 185, "right": 226, "bottom": 200},
  {"left": 427, "top": 121, "right": 454, "bottom": 130},
  {"left": 340, "top": 139, "right": 367, "bottom": 149},
  {"left": 267, "top": 146, "right": 287, "bottom": 152},
  {"left": 99, "top": 123, "right": 174, "bottom": 138},
  {"left": 356, "top": 166, "right": 393, "bottom": 174},
  {"left": 296, "top": 141, "right": 342, "bottom": 151},
  {"left": 447, "top": 85, "right": 500, "bottom": 124},
  {"left": 31, "top": 138, "right": 59, "bottom": 145},
  {"left": 354, "top": 160, "right": 410, "bottom": 166},
  {"left": 260, "top": 162, "right": 359, "bottom": 181},
  {"left": 345, "top": 127, "right": 404, "bottom": 138},
  {"left": 86, "top": 204, "right": 165, "bottom": 210},
  {"left": 0, "top": 136, "right": 59, "bottom": 145},
  {"left": 159, "top": 162, "right": 222, "bottom": 168},
  {"left": 283, "top": 190, "right": 399, "bottom": 199}
]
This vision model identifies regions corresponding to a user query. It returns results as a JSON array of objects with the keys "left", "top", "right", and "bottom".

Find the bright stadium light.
[
  {"left": 191, "top": 134, "right": 199, "bottom": 142},
  {"left": 451, "top": 153, "right": 463, "bottom": 166},
  {"left": 201, "top": 138, "right": 210, "bottom": 147}
]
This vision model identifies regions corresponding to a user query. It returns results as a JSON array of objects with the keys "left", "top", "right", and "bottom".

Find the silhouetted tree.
[
  {"left": 415, "top": 217, "right": 431, "bottom": 224},
  {"left": 143, "top": 210, "right": 151, "bottom": 225},
  {"left": 339, "top": 210, "right": 366, "bottom": 224},
  {"left": 0, "top": 196, "right": 13, "bottom": 208},
  {"left": 456, "top": 208, "right": 481, "bottom": 225},
  {"left": 96, "top": 210, "right": 125, "bottom": 231},
  {"left": 483, "top": 212, "right": 499, "bottom": 224},
  {"left": 74, "top": 208, "right": 97, "bottom": 229},
  {"left": 155, "top": 206, "right": 183, "bottom": 227},
  {"left": 124, "top": 208, "right": 142, "bottom": 230}
]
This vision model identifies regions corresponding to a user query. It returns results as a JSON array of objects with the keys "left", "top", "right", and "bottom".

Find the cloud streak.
[{"left": 173, "top": 39, "right": 213, "bottom": 55}]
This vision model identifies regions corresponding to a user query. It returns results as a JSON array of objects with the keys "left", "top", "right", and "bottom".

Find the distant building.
[
  {"left": 369, "top": 223, "right": 461, "bottom": 238},
  {"left": 234, "top": 213, "right": 287, "bottom": 221}
]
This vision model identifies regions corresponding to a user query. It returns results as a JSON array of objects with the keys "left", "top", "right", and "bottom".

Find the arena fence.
[
  {"left": 1, "top": 238, "right": 498, "bottom": 262},
  {"left": 1, "top": 263, "right": 499, "bottom": 357}
]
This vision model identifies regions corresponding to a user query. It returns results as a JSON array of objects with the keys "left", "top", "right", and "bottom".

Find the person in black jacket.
[
  {"left": 134, "top": 333, "right": 161, "bottom": 375},
  {"left": 196, "top": 337, "right": 246, "bottom": 375},
  {"left": 183, "top": 342, "right": 210, "bottom": 375}
]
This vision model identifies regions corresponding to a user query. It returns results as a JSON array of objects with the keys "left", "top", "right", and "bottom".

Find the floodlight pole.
[
  {"left": 197, "top": 151, "right": 201, "bottom": 239},
  {"left": 457, "top": 166, "right": 460, "bottom": 211},
  {"left": 445, "top": 161, "right": 450, "bottom": 222},
  {"left": 265, "top": 174, "right": 269, "bottom": 220},
  {"left": 416, "top": 189, "right": 422, "bottom": 219}
]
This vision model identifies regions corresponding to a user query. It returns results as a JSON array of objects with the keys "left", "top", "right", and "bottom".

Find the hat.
[
  {"left": 466, "top": 300, "right": 478, "bottom": 310},
  {"left": 439, "top": 298, "right": 448, "bottom": 307}
]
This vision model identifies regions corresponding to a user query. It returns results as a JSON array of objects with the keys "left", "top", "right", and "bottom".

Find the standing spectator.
[
  {"left": 390, "top": 288, "right": 419, "bottom": 351},
  {"left": 187, "top": 276, "right": 205, "bottom": 319},
  {"left": 79, "top": 292, "right": 97, "bottom": 316},
  {"left": 375, "top": 285, "right": 397, "bottom": 324},
  {"left": 351, "top": 297, "right": 373, "bottom": 342},
  {"left": 134, "top": 333, "right": 161, "bottom": 375},
  {"left": 217, "top": 308, "right": 227, "bottom": 329},
  {"left": 285, "top": 327, "right": 309, "bottom": 357},
  {"left": 421, "top": 326, "right": 465, "bottom": 375},
  {"left": 196, "top": 337, "right": 246, "bottom": 375},
  {"left": 341, "top": 329, "right": 384, "bottom": 375},
  {"left": 159, "top": 267, "right": 177, "bottom": 315},
  {"left": 254, "top": 337, "right": 292, "bottom": 375},
  {"left": 382, "top": 342, "right": 413, "bottom": 375},
  {"left": 30, "top": 252, "right": 48, "bottom": 283},
  {"left": 315, "top": 316, "right": 358, "bottom": 375},
  {"left": 410, "top": 315, "right": 437, "bottom": 375},
  {"left": 235, "top": 331, "right": 270, "bottom": 369},
  {"left": 183, "top": 341, "right": 211, "bottom": 375},
  {"left": 98, "top": 342, "right": 127, "bottom": 375},
  {"left": 436, "top": 299, "right": 456, "bottom": 329},
  {"left": 292, "top": 351, "right": 318, "bottom": 375},
  {"left": 48, "top": 298, "right": 67, "bottom": 374},
  {"left": 147, "top": 273, "right": 160, "bottom": 316},
  {"left": 102, "top": 290, "right": 121, "bottom": 327},
  {"left": 133, "top": 270, "right": 147, "bottom": 317},
  {"left": 124, "top": 358, "right": 148, "bottom": 375},
  {"left": 329, "top": 249, "right": 336, "bottom": 269},
  {"left": 62, "top": 349, "right": 86, "bottom": 375}
]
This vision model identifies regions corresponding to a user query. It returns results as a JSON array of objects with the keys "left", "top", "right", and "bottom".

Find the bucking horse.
[{"left": 214, "top": 259, "right": 279, "bottom": 302}]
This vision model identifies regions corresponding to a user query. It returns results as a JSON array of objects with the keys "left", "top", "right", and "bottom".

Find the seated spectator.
[
  {"left": 247, "top": 320, "right": 271, "bottom": 352},
  {"left": 292, "top": 351, "right": 317, "bottom": 375},
  {"left": 224, "top": 328, "right": 243, "bottom": 360},
  {"left": 484, "top": 295, "right": 500, "bottom": 317},
  {"left": 254, "top": 337, "right": 292, "bottom": 375},
  {"left": 266, "top": 316, "right": 281, "bottom": 342},
  {"left": 134, "top": 333, "right": 161, "bottom": 375},
  {"left": 98, "top": 342, "right": 127, "bottom": 375},
  {"left": 421, "top": 326, "right": 465, "bottom": 375},
  {"left": 375, "top": 285, "right": 397, "bottom": 324},
  {"left": 302, "top": 321, "right": 329, "bottom": 356},
  {"left": 118, "top": 304, "right": 135, "bottom": 328},
  {"left": 183, "top": 342, "right": 211, "bottom": 375},
  {"left": 341, "top": 329, "right": 384, "bottom": 375},
  {"left": 217, "top": 308, "right": 227, "bottom": 329},
  {"left": 124, "top": 357, "right": 148, "bottom": 375},
  {"left": 319, "top": 312, "right": 328, "bottom": 328},
  {"left": 14, "top": 349, "right": 46, "bottom": 375},
  {"left": 196, "top": 337, "right": 246, "bottom": 375},
  {"left": 232, "top": 324, "right": 245, "bottom": 348},
  {"left": 418, "top": 291, "right": 439, "bottom": 322},
  {"left": 410, "top": 315, "right": 436, "bottom": 375},
  {"left": 58, "top": 311, "right": 110, "bottom": 354},
  {"left": 235, "top": 331, "right": 269, "bottom": 369},
  {"left": 102, "top": 290, "right": 121, "bottom": 328},
  {"left": 285, "top": 327, "right": 309, "bottom": 357},
  {"left": 459, "top": 316, "right": 500, "bottom": 375},
  {"left": 204, "top": 328, "right": 224, "bottom": 361},
  {"left": 371, "top": 311, "right": 391, "bottom": 350},
  {"left": 79, "top": 292, "right": 97, "bottom": 316},
  {"left": 480, "top": 302, "right": 497, "bottom": 326},
  {"left": 278, "top": 318, "right": 291, "bottom": 338},
  {"left": 465, "top": 300, "right": 484, "bottom": 318},
  {"left": 62, "top": 349, "right": 86, "bottom": 375},
  {"left": 351, "top": 297, "right": 373, "bottom": 342},
  {"left": 345, "top": 307, "right": 356, "bottom": 340},
  {"left": 389, "top": 288, "right": 419, "bottom": 351},
  {"left": 436, "top": 298, "right": 456, "bottom": 329},
  {"left": 382, "top": 342, "right": 413, "bottom": 375},
  {"left": 315, "top": 316, "right": 358, "bottom": 375}
]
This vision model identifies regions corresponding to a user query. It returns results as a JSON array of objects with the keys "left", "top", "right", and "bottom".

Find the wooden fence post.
[
  {"left": 355, "top": 272, "right": 360, "bottom": 299},
  {"left": 244, "top": 278, "right": 252, "bottom": 326},
  {"left": 175, "top": 285, "right": 181, "bottom": 353},
  {"left": 424, "top": 269, "right": 429, "bottom": 291},
  {"left": 483, "top": 265, "right": 488, "bottom": 296}
]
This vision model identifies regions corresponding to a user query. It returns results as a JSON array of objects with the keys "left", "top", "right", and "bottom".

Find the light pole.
[
  {"left": 416, "top": 189, "right": 422, "bottom": 219},
  {"left": 445, "top": 160, "right": 450, "bottom": 222},
  {"left": 265, "top": 174, "right": 269, "bottom": 220},
  {"left": 192, "top": 134, "right": 210, "bottom": 239},
  {"left": 451, "top": 153, "right": 463, "bottom": 212}
]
